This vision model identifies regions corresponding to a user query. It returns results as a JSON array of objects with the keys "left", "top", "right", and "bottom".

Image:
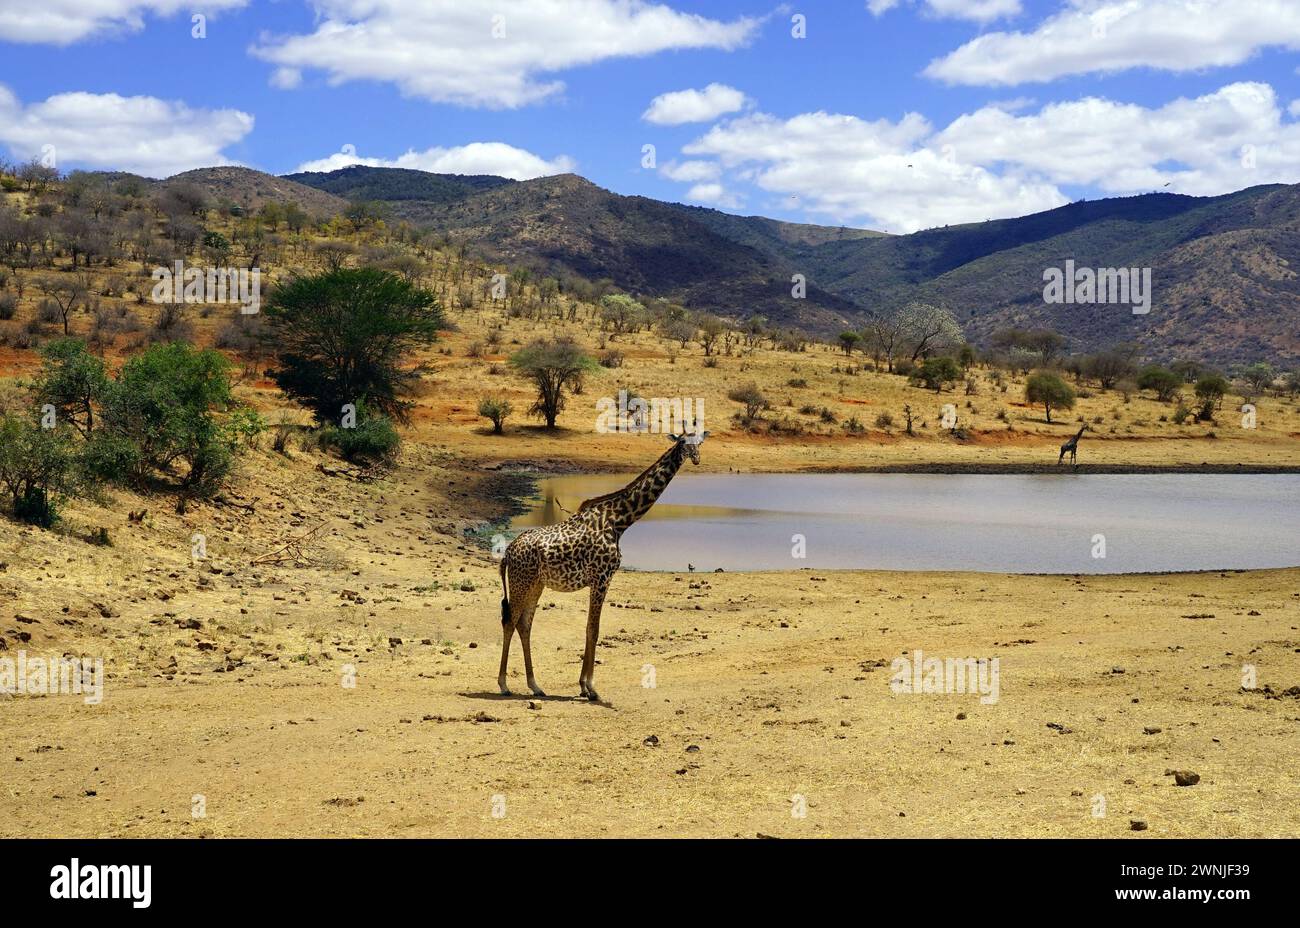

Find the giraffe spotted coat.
[{"left": 498, "top": 432, "right": 707, "bottom": 701}]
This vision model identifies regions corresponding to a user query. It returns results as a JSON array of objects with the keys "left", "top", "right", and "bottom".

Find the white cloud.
[
  {"left": 674, "top": 82, "right": 1300, "bottom": 232},
  {"left": 0, "top": 85, "right": 252, "bottom": 177},
  {"left": 659, "top": 159, "right": 722, "bottom": 182},
  {"left": 682, "top": 109, "right": 1063, "bottom": 232},
  {"left": 1290, "top": 100, "right": 1300, "bottom": 118},
  {"left": 926, "top": 0, "right": 1300, "bottom": 86},
  {"left": 269, "top": 67, "right": 302, "bottom": 90},
  {"left": 0, "top": 0, "right": 245, "bottom": 45},
  {"left": 684, "top": 182, "right": 742, "bottom": 209},
  {"left": 936, "top": 82, "right": 1300, "bottom": 196},
  {"left": 642, "top": 84, "right": 750, "bottom": 125},
  {"left": 293, "top": 142, "right": 575, "bottom": 180},
  {"left": 252, "top": 0, "right": 759, "bottom": 109},
  {"left": 868, "top": 0, "right": 1022, "bottom": 23}
]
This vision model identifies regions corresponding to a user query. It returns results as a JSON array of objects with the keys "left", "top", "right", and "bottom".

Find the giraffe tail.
[{"left": 499, "top": 557, "right": 511, "bottom": 627}]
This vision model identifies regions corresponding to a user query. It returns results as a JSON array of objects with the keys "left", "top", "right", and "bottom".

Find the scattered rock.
[
  {"left": 1172, "top": 770, "right": 1200, "bottom": 787},
  {"left": 1130, "top": 820, "right": 1148, "bottom": 831}
]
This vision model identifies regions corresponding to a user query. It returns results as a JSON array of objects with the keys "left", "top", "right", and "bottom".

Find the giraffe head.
[{"left": 670, "top": 431, "right": 710, "bottom": 465}]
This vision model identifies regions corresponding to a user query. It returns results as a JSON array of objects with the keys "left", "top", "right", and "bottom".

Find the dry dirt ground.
[{"left": 2, "top": 440, "right": 1297, "bottom": 838}]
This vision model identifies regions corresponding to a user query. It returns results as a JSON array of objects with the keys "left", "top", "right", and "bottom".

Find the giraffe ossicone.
[{"left": 497, "top": 432, "right": 709, "bottom": 701}]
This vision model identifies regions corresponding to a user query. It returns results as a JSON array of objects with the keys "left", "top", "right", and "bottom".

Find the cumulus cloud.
[
  {"left": 293, "top": 142, "right": 575, "bottom": 180},
  {"left": 684, "top": 182, "right": 742, "bottom": 208},
  {"left": 936, "top": 82, "right": 1300, "bottom": 196},
  {"left": 252, "top": 0, "right": 759, "bottom": 108},
  {"left": 868, "top": 0, "right": 1022, "bottom": 23},
  {"left": 642, "top": 84, "right": 750, "bottom": 125},
  {"left": 926, "top": 0, "right": 1300, "bottom": 86},
  {"left": 0, "top": 85, "right": 252, "bottom": 177},
  {"left": 673, "top": 82, "right": 1300, "bottom": 232},
  {"left": 658, "top": 160, "right": 722, "bottom": 182},
  {"left": 681, "top": 109, "right": 1064, "bottom": 232},
  {"left": 0, "top": 0, "right": 245, "bottom": 45}
]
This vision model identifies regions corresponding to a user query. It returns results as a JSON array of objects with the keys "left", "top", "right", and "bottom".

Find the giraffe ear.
[{"left": 667, "top": 434, "right": 680, "bottom": 442}]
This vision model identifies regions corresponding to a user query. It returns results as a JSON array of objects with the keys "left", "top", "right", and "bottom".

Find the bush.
[
  {"left": 100, "top": 342, "right": 236, "bottom": 499},
  {"left": 1137, "top": 365, "right": 1181, "bottom": 402},
  {"left": 79, "top": 432, "right": 141, "bottom": 484},
  {"left": 912, "top": 356, "right": 962, "bottom": 392},
  {"left": 727, "top": 382, "right": 767, "bottom": 422},
  {"left": 477, "top": 396, "right": 512, "bottom": 434},
  {"left": 0, "top": 293, "right": 16, "bottom": 320},
  {"left": 874, "top": 412, "right": 894, "bottom": 429},
  {"left": 1194, "top": 374, "right": 1229, "bottom": 421},
  {"left": 319, "top": 405, "right": 400, "bottom": 461},
  {"left": 32, "top": 338, "right": 108, "bottom": 437},
  {"left": 0, "top": 415, "right": 81, "bottom": 526}
]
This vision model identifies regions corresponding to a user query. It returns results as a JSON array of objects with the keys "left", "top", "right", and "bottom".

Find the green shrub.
[
  {"left": 32, "top": 338, "right": 108, "bottom": 437},
  {"left": 0, "top": 415, "right": 81, "bottom": 526},
  {"left": 1136, "top": 365, "right": 1181, "bottom": 402},
  {"left": 320, "top": 404, "right": 400, "bottom": 461},
  {"left": 79, "top": 432, "right": 141, "bottom": 483},
  {"left": 912, "top": 356, "right": 962, "bottom": 392},
  {"left": 100, "top": 342, "right": 235, "bottom": 497},
  {"left": 477, "top": 396, "right": 512, "bottom": 434}
]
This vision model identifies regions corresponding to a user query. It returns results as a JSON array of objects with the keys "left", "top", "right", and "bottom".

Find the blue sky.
[{"left": 1, "top": 0, "right": 1297, "bottom": 232}]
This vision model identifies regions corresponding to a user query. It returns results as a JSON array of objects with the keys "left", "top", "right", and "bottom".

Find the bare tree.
[{"left": 34, "top": 272, "right": 89, "bottom": 335}]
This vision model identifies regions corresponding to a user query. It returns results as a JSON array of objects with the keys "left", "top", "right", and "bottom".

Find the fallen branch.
[{"left": 250, "top": 521, "right": 329, "bottom": 567}]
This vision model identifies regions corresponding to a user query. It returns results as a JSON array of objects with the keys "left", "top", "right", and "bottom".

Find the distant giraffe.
[
  {"left": 1058, "top": 424, "right": 1087, "bottom": 466},
  {"left": 497, "top": 432, "right": 709, "bottom": 701}
]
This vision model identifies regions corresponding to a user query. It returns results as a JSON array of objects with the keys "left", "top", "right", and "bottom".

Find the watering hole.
[{"left": 510, "top": 473, "right": 1300, "bottom": 573}]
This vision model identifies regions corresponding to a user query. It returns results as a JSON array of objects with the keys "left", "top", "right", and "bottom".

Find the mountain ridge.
[{"left": 162, "top": 164, "right": 1299, "bottom": 365}]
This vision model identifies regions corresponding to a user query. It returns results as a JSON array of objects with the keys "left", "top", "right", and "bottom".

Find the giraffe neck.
[{"left": 599, "top": 442, "right": 686, "bottom": 533}]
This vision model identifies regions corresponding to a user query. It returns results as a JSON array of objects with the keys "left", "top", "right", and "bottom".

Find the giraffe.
[
  {"left": 1058, "top": 424, "right": 1087, "bottom": 466},
  {"left": 497, "top": 431, "right": 709, "bottom": 701}
]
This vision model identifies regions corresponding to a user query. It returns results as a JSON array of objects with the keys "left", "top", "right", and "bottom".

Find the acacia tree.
[
  {"left": 696, "top": 313, "right": 725, "bottom": 357},
  {"left": 901, "top": 302, "right": 962, "bottom": 362},
  {"left": 865, "top": 315, "right": 906, "bottom": 372},
  {"left": 1025, "top": 370, "right": 1076, "bottom": 423},
  {"left": 1194, "top": 374, "right": 1229, "bottom": 422},
  {"left": 32, "top": 338, "right": 108, "bottom": 437},
  {"left": 34, "top": 272, "right": 89, "bottom": 336},
  {"left": 263, "top": 268, "right": 443, "bottom": 424},
  {"left": 509, "top": 339, "right": 597, "bottom": 429}
]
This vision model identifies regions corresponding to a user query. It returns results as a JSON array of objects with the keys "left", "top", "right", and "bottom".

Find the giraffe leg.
[
  {"left": 516, "top": 583, "right": 546, "bottom": 697},
  {"left": 579, "top": 580, "right": 608, "bottom": 701},
  {"left": 497, "top": 620, "right": 515, "bottom": 695}
]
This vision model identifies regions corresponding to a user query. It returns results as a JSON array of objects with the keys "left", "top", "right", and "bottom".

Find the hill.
[
  {"left": 280, "top": 165, "right": 1300, "bottom": 364},
  {"left": 159, "top": 166, "right": 349, "bottom": 217},
  {"left": 285, "top": 165, "right": 514, "bottom": 205}
]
